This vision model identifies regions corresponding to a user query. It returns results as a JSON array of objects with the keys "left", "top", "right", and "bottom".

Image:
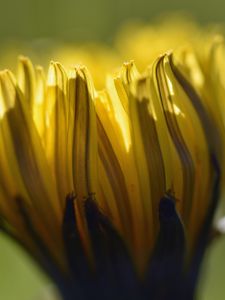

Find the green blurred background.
[
  {"left": 1, "top": 0, "right": 225, "bottom": 299},
  {"left": 0, "top": 0, "right": 225, "bottom": 42}
]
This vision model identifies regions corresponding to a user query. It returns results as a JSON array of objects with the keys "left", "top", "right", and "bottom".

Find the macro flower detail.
[{"left": 0, "top": 22, "right": 225, "bottom": 299}]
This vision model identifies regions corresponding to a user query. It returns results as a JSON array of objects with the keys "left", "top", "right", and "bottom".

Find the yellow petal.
[
  {"left": 155, "top": 54, "right": 212, "bottom": 252},
  {"left": 45, "top": 62, "right": 73, "bottom": 203},
  {"left": 17, "top": 56, "right": 36, "bottom": 108},
  {"left": 68, "top": 66, "right": 97, "bottom": 199},
  {"left": 68, "top": 66, "right": 98, "bottom": 265},
  {"left": 0, "top": 70, "right": 66, "bottom": 270},
  {"left": 33, "top": 65, "right": 46, "bottom": 139}
]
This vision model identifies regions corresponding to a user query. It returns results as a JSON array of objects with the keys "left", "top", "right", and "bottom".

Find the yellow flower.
[{"left": 0, "top": 19, "right": 225, "bottom": 299}]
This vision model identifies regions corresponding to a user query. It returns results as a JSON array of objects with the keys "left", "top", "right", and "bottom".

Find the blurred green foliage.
[
  {"left": 1, "top": 0, "right": 225, "bottom": 299},
  {"left": 1, "top": 232, "right": 225, "bottom": 299},
  {"left": 197, "top": 237, "right": 225, "bottom": 300},
  {"left": 0, "top": 0, "right": 224, "bottom": 43},
  {"left": 0, "top": 233, "right": 49, "bottom": 300}
]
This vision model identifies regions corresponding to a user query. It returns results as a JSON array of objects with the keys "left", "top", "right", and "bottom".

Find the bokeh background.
[{"left": 1, "top": 0, "right": 225, "bottom": 299}]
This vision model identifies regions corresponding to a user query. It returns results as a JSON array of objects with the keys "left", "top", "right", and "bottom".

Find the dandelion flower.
[{"left": 0, "top": 20, "right": 225, "bottom": 300}]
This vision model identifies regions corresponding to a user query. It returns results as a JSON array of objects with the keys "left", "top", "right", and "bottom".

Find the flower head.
[{"left": 0, "top": 20, "right": 225, "bottom": 299}]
